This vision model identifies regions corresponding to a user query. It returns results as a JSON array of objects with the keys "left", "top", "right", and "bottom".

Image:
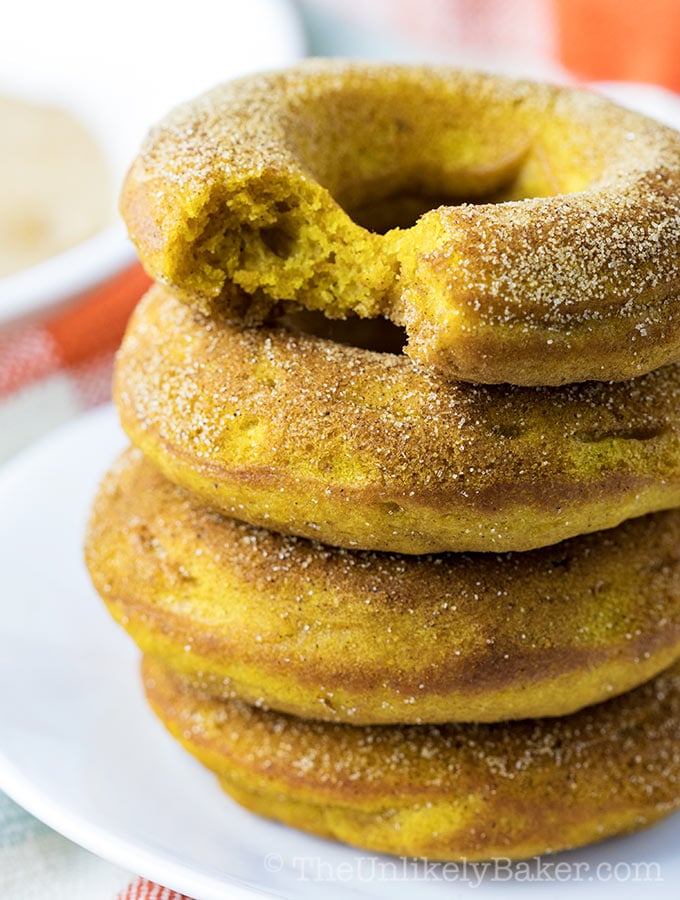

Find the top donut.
[{"left": 121, "top": 60, "right": 680, "bottom": 386}]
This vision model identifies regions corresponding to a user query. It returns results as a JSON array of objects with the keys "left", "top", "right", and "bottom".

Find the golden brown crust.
[
  {"left": 86, "top": 448, "right": 680, "bottom": 724},
  {"left": 143, "top": 655, "right": 680, "bottom": 861},
  {"left": 115, "top": 285, "right": 680, "bottom": 554},
  {"left": 121, "top": 60, "right": 680, "bottom": 386}
]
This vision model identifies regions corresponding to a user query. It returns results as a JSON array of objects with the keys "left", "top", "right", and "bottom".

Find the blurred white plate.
[
  {"left": 592, "top": 81, "right": 680, "bottom": 130},
  {"left": 0, "top": 0, "right": 304, "bottom": 328},
  {"left": 0, "top": 405, "right": 679, "bottom": 899}
]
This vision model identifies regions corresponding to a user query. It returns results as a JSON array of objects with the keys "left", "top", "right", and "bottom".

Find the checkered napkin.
[
  {"left": 0, "top": 790, "right": 192, "bottom": 900},
  {"left": 0, "top": 265, "right": 195, "bottom": 899},
  {"left": 0, "top": 263, "right": 149, "bottom": 463}
]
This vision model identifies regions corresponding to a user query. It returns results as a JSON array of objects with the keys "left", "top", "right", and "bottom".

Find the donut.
[
  {"left": 121, "top": 60, "right": 680, "bottom": 386},
  {"left": 143, "top": 655, "right": 680, "bottom": 861},
  {"left": 115, "top": 285, "right": 680, "bottom": 554},
  {"left": 86, "top": 448, "right": 680, "bottom": 724}
]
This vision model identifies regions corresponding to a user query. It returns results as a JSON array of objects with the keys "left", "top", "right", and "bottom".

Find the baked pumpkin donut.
[
  {"left": 115, "top": 285, "right": 680, "bottom": 554},
  {"left": 121, "top": 60, "right": 680, "bottom": 386},
  {"left": 86, "top": 448, "right": 680, "bottom": 724},
  {"left": 143, "top": 655, "right": 680, "bottom": 861}
]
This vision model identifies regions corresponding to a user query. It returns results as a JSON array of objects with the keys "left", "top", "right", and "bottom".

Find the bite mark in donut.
[{"left": 122, "top": 61, "right": 680, "bottom": 385}]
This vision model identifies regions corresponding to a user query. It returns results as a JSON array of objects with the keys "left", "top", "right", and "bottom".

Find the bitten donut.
[
  {"left": 115, "top": 286, "right": 680, "bottom": 554},
  {"left": 86, "top": 448, "right": 680, "bottom": 724},
  {"left": 121, "top": 60, "right": 680, "bottom": 386},
  {"left": 143, "top": 656, "right": 680, "bottom": 861}
]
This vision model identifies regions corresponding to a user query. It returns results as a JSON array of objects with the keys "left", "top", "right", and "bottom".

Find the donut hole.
[
  {"left": 275, "top": 309, "right": 407, "bottom": 355},
  {"left": 305, "top": 98, "right": 573, "bottom": 235},
  {"left": 345, "top": 178, "right": 526, "bottom": 234},
  {"left": 347, "top": 188, "right": 472, "bottom": 234}
]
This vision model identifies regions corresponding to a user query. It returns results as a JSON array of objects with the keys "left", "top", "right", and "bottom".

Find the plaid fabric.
[
  {"left": 0, "top": 793, "right": 132, "bottom": 900},
  {"left": 0, "top": 792, "right": 191, "bottom": 899},
  {"left": 0, "top": 261, "right": 190, "bottom": 899},
  {"left": 0, "top": 263, "right": 150, "bottom": 463},
  {"left": 116, "top": 879, "right": 192, "bottom": 900}
]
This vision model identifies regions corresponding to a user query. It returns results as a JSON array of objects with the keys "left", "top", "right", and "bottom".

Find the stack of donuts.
[{"left": 86, "top": 61, "right": 680, "bottom": 860}]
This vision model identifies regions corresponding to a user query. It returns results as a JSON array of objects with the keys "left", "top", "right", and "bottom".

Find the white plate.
[
  {"left": 591, "top": 81, "right": 680, "bottom": 130},
  {"left": 0, "top": 406, "right": 679, "bottom": 899},
  {"left": 0, "top": 0, "right": 304, "bottom": 327}
]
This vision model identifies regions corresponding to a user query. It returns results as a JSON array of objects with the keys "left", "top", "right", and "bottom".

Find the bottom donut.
[{"left": 143, "top": 655, "right": 680, "bottom": 861}]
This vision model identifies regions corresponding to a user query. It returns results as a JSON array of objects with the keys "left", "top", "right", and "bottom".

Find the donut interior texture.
[
  {"left": 121, "top": 60, "right": 680, "bottom": 385},
  {"left": 86, "top": 448, "right": 680, "bottom": 724},
  {"left": 142, "top": 655, "right": 680, "bottom": 861},
  {"left": 115, "top": 285, "right": 680, "bottom": 555}
]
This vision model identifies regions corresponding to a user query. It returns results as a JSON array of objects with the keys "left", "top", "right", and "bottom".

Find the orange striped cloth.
[
  {"left": 0, "top": 262, "right": 151, "bottom": 463},
  {"left": 0, "top": 261, "right": 197, "bottom": 899},
  {"left": 117, "top": 878, "right": 192, "bottom": 900}
]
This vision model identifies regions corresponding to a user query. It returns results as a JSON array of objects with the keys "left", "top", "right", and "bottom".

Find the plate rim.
[
  {"left": 1, "top": 405, "right": 679, "bottom": 900},
  {"left": 0, "top": 405, "right": 284, "bottom": 900}
]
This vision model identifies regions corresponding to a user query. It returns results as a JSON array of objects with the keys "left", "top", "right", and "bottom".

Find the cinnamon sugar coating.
[
  {"left": 121, "top": 60, "right": 680, "bottom": 385},
  {"left": 86, "top": 448, "right": 680, "bottom": 724},
  {"left": 143, "top": 655, "right": 680, "bottom": 860},
  {"left": 115, "top": 285, "right": 680, "bottom": 554}
]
